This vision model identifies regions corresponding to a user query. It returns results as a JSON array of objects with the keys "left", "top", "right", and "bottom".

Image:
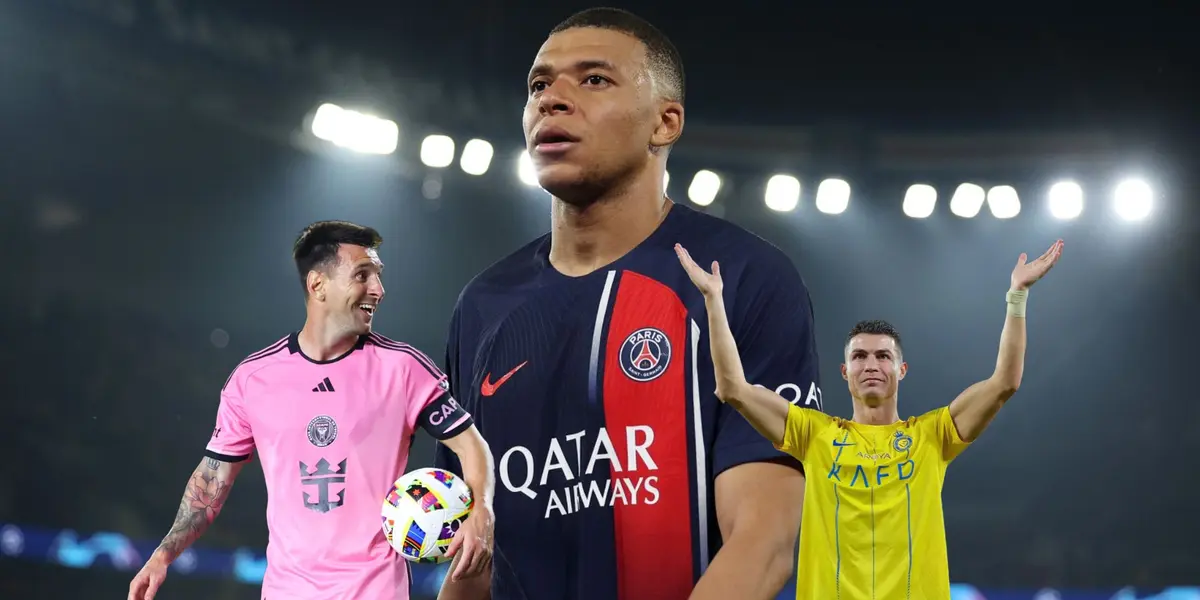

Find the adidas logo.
[{"left": 312, "top": 377, "right": 336, "bottom": 392}]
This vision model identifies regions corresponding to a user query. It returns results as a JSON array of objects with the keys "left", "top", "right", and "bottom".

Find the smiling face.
[
  {"left": 307, "top": 243, "right": 385, "bottom": 337},
  {"left": 842, "top": 333, "right": 907, "bottom": 404},
  {"left": 292, "top": 220, "right": 385, "bottom": 340}
]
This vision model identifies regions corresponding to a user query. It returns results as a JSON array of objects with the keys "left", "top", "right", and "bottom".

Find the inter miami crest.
[
  {"left": 307, "top": 415, "right": 338, "bottom": 448},
  {"left": 619, "top": 327, "right": 672, "bottom": 382}
]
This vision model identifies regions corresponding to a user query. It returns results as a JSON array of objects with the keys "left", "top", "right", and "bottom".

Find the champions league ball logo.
[{"left": 619, "top": 327, "right": 672, "bottom": 382}]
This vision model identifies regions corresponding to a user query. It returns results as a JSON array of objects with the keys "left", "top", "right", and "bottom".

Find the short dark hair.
[
  {"left": 845, "top": 319, "right": 903, "bottom": 357},
  {"left": 550, "top": 8, "right": 685, "bottom": 105},
  {"left": 292, "top": 220, "right": 382, "bottom": 294}
]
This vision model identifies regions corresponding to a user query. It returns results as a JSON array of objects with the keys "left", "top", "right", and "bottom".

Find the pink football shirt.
[{"left": 205, "top": 332, "right": 473, "bottom": 600}]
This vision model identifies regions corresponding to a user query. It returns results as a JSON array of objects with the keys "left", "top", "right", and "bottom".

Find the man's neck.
[
  {"left": 548, "top": 168, "right": 671, "bottom": 278},
  {"left": 297, "top": 316, "right": 359, "bottom": 361},
  {"left": 851, "top": 396, "right": 901, "bottom": 426}
]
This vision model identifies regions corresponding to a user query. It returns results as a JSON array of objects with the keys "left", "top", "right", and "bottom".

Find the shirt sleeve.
[
  {"left": 711, "top": 252, "right": 823, "bottom": 477},
  {"left": 775, "top": 404, "right": 820, "bottom": 461},
  {"left": 205, "top": 386, "right": 255, "bottom": 463},
  {"left": 405, "top": 343, "right": 474, "bottom": 440},
  {"left": 434, "top": 300, "right": 469, "bottom": 473},
  {"left": 934, "top": 406, "right": 971, "bottom": 463}
]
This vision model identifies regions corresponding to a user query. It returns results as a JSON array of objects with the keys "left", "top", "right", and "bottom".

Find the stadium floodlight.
[
  {"left": 902, "top": 184, "right": 937, "bottom": 218},
  {"left": 688, "top": 170, "right": 721, "bottom": 206},
  {"left": 987, "top": 185, "right": 1021, "bottom": 219},
  {"left": 1048, "top": 181, "right": 1084, "bottom": 220},
  {"left": 1113, "top": 178, "right": 1153, "bottom": 221},
  {"left": 420, "top": 135, "right": 455, "bottom": 168},
  {"left": 949, "top": 183, "right": 985, "bottom": 218},
  {"left": 517, "top": 151, "right": 538, "bottom": 186},
  {"left": 764, "top": 175, "right": 800, "bottom": 212},
  {"left": 815, "top": 178, "right": 850, "bottom": 215},
  {"left": 310, "top": 103, "right": 399, "bottom": 155},
  {"left": 459, "top": 139, "right": 494, "bottom": 175},
  {"left": 663, "top": 171, "right": 670, "bottom": 190}
]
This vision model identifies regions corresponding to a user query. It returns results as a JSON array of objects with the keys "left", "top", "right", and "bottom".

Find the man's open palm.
[
  {"left": 675, "top": 244, "right": 722, "bottom": 298},
  {"left": 1011, "top": 239, "right": 1064, "bottom": 291}
]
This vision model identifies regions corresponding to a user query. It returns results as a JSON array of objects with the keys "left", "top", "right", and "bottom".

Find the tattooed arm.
[
  {"left": 128, "top": 456, "right": 244, "bottom": 600},
  {"left": 157, "top": 456, "right": 244, "bottom": 559}
]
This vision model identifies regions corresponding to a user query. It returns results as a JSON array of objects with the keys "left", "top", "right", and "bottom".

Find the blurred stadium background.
[{"left": 1, "top": 1, "right": 1196, "bottom": 599}]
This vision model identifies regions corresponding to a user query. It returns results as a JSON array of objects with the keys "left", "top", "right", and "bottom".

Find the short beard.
[
  {"left": 855, "top": 389, "right": 890, "bottom": 407},
  {"left": 547, "top": 159, "right": 642, "bottom": 209},
  {"left": 337, "top": 311, "right": 369, "bottom": 337},
  {"left": 547, "top": 178, "right": 610, "bottom": 209}
]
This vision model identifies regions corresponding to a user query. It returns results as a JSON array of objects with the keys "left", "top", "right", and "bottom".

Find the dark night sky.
[{"left": 219, "top": 1, "right": 1193, "bottom": 130}]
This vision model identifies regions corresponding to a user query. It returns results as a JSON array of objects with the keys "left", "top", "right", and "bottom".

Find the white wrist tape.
[{"left": 1006, "top": 289, "right": 1028, "bottom": 317}]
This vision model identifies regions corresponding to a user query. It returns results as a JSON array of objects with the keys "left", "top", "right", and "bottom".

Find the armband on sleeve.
[{"left": 416, "top": 392, "right": 473, "bottom": 440}]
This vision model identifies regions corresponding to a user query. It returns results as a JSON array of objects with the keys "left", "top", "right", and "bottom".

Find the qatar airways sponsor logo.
[
  {"left": 758, "top": 381, "right": 823, "bottom": 412},
  {"left": 498, "top": 426, "right": 661, "bottom": 519}
]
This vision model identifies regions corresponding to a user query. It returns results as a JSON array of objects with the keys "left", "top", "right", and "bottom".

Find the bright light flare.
[
  {"left": 1048, "top": 181, "right": 1083, "bottom": 220},
  {"left": 688, "top": 170, "right": 721, "bottom": 206},
  {"left": 420, "top": 135, "right": 455, "bottom": 168},
  {"left": 1113, "top": 178, "right": 1153, "bottom": 221},
  {"left": 815, "top": 178, "right": 850, "bottom": 215},
  {"left": 310, "top": 103, "right": 398, "bottom": 155},
  {"left": 950, "top": 183, "right": 985, "bottom": 218},
  {"left": 986, "top": 185, "right": 1021, "bottom": 219},
  {"left": 764, "top": 175, "right": 800, "bottom": 212},
  {"left": 517, "top": 151, "right": 538, "bottom": 186},
  {"left": 903, "top": 184, "right": 937, "bottom": 219},
  {"left": 459, "top": 139, "right": 494, "bottom": 175}
]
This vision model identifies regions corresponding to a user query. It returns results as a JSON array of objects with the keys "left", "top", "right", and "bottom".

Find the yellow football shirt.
[{"left": 778, "top": 404, "right": 970, "bottom": 600}]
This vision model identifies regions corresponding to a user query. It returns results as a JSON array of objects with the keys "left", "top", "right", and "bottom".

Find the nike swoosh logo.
[
  {"left": 832, "top": 440, "right": 857, "bottom": 447},
  {"left": 481, "top": 361, "right": 528, "bottom": 397}
]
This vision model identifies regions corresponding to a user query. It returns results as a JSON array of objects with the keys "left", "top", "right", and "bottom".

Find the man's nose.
[{"left": 538, "top": 81, "right": 575, "bottom": 116}]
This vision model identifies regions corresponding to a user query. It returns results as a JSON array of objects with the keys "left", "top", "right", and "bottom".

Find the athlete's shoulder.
[
  {"left": 458, "top": 234, "right": 550, "bottom": 302},
  {"left": 221, "top": 334, "right": 293, "bottom": 392},
  {"left": 364, "top": 332, "right": 446, "bottom": 379},
  {"left": 786, "top": 405, "right": 842, "bottom": 447},
  {"left": 800, "top": 406, "right": 840, "bottom": 429},
  {"left": 913, "top": 406, "right": 949, "bottom": 424},
  {"left": 670, "top": 204, "right": 796, "bottom": 270}
]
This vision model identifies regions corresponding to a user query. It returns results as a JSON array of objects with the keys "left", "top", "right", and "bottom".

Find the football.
[{"left": 381, "top": 467, "right": 473, "bottom": 563}]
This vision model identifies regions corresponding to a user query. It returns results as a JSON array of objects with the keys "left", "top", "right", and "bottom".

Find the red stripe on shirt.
[{"left": 602, "top": 271, "right": 694, "bottom": 600}]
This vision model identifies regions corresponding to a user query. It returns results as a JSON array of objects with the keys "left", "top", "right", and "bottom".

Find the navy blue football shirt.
[{"left": 435, "top": 203, "right": 823, "bottom": 600}]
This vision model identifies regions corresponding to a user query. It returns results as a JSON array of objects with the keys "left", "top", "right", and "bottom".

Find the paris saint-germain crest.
[
  {"left": 307, "top": 415, "right": 338, "bottom": 448},
  {"left": 619, "top": 327, "right": 672, "bottom": 382}
]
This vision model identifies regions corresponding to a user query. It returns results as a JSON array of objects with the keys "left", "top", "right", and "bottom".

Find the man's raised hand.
[
  {"left": 675, "top": 243, "right": 723, "bottom": 299},
  {"left": 1011, "top": 239, "right": 1064, "bottom": 291}
]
